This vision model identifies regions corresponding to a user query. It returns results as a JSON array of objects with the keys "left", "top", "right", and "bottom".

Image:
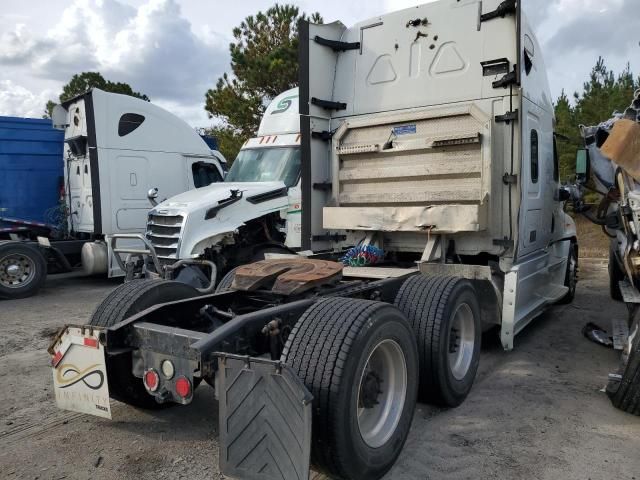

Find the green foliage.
[
  {"left": 554, "top": 57, "right": 640, "bottom": 185},
  {"left": 44, "top": 71, "right": 149, "bottom": 118},
  {"left": 205, "top": 4, "right": 322, "bottom": 162}
]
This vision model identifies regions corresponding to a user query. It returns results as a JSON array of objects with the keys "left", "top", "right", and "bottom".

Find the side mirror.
[
  {"left": 147, "top": 187, "right": 159, "bottom": 207},
  {"left": 575, "top": 149, "right": 590, "bottom": 184}
]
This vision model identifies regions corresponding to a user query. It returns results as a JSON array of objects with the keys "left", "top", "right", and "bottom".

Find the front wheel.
[
  {"left": 283, "top": 298, "right": 418, "bottom": 480},
  {"left": 0, "top": 242, "right": 47, "bottom": 299}
]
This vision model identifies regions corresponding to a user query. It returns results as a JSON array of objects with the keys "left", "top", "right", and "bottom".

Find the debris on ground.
[{"left": 582, "top": 322, "right": 614, "bottom": 348}]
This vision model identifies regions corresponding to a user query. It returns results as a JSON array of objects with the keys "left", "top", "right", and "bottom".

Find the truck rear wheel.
[
  {"left": 282, "top": 298, "right": 418, "bottom": 480},
  {"left": 557, "top": 242, "right": 578, "bottom": 304},
  {"left": 394, "top": 275, "right": 481, "bottom": 407},
  {"left": 89, "top": 279, "right": 201, "bottom": 409},
  {"left": 609, "top": 241, "right": 624, "bottom": 301},
  {"left": 0, "top": 242, "right": 47, "bottom": 299},
  {"left": 606, "top": 314, "right": 640, "bottom": 415}
]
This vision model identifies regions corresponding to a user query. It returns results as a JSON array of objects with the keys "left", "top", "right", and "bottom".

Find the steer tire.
[
  {"left": 609, "top": 242, "right": 625, "bottom": 302},
  {"left": 394, "top": 275, "right": 481, "bottom": 407},
  {"left": 0, "top": 242, "right": 47, "bottom": 299},
  {"left": 606, "top": 315, "right": 640, "bottom": 415},
  {"left": 89, "top": 279, "right": 200, "bottom": 409},
  {"left": 282, "top": 298, "right": 418, "bottom": 480}
]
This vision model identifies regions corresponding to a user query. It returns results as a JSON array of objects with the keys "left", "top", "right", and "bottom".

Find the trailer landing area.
[{"left": 0, "top": 260, "right": 638, "bottom": 479}]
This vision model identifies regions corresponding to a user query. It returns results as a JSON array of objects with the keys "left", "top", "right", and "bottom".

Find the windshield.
[{"left": 226, "top": 147, "right": 300, "bottom": 187}]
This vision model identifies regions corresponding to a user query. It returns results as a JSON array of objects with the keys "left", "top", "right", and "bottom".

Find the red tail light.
[
  {"left": 144, "top": 369, "right": 160, "bottom": 392},
  {"left": 175, "top": 376, "right": 192, "bottom": 399}
]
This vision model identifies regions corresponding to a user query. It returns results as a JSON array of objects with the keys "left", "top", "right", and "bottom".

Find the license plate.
[{"left": 49, "top": 326, "right": 112, "bottom": 419}]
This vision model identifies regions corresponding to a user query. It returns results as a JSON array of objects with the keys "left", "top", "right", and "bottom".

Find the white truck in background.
[
  {"left": 112, "top": 87, "right": 304, "bottom": 290},
  {"left": 50, "top": 2, "right": 581, "bottom": 479},
  {"left": 0, "top": 88, "right": 225, "bottom": 299}
]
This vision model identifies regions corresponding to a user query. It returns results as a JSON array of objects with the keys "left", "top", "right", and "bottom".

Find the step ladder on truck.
[{"left": 48, "top": 2, "right": 580, "bottom": 479}]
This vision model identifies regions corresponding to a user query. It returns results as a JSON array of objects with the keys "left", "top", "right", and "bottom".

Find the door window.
[{"left": 192, "top": 161, "right": 222, "bottom": 188}]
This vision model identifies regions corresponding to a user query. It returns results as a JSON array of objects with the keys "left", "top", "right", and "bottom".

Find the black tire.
[
  {"left": 558, "top": 242, "right": 578, "bottom": 304},
  {"left": 282, "top": 298, "right": 418, "bottom": 480},
  {"left": 0, "top": 242, "right": 47, "bottom": 299},
  {"left": 89, "top": 279, "right": 200, "bottom": 409},
  {"left": 215, "top": 266, "right": 241, "bottom": 292},
  {"left": 609, "top": 241, "right": 625, "bottom": 301},
  {"left": 394, "top": 275, "right": 481, "bottom": 407},
  {"left": 606, "top": 315, "right": 640, "bottom": 415}
]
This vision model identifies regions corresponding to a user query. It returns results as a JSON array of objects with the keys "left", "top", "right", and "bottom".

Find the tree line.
[{"left": 46, "top": 5, "right": 638, "bottom": 174}]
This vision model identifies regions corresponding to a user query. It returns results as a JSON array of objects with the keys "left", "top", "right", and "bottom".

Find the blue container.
[{"left": 0, "top": 116, "right": 64, "bottom": 225}]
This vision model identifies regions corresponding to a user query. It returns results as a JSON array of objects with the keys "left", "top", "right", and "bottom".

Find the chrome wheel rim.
[
  {"left": 357, "top": 339, "right": 407, "bottom": 448},
  {"left": 0, "top": 254, "right": 36, "bottom": 289},
  {"left": 448, "top": 303, "right": 475, "bottom": 381}
]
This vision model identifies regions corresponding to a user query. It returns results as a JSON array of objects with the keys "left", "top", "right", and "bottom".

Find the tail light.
[
  {"left": 144, "top": 369, "right": 160, "bottom": 392},
  {"left": 175, "top": 376, "right": 192, "bottom": 399}
]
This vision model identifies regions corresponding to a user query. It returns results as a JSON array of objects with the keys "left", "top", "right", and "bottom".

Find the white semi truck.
[
  {"left": 111, "top": 87, "right": 303, "bottom": 290},
  {"left": 50, "top": 2, "right": 578, "bottom": 479},
  {"left": 0, "top": 88, "right": 225, "bottom": 299}
]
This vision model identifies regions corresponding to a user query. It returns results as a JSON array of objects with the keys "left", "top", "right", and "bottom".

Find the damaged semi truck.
[
  {"left": 574, "top": 89, "right": 640, "bottom": 416},
  {"left": 50, "top": 1, "right": 578, "bottom": 479},
  {"left": 109, "top": 87, "right": 303, "bottom": 290}
]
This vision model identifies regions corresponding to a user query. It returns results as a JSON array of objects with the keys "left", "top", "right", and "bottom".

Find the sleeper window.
[
  {"left": 118, "top": 113, "right": 145, "bottom": 137},
  {"left": 553, "top": 136, "right": 559, "bottom": 182},
  {"left": 531, "top": 130, "right": 539, "bottom": 184}
]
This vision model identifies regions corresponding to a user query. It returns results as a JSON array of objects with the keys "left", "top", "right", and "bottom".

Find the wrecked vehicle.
[
  {"left": 50, "top": 1, "right": 580, "bottom": 478},
  {"left": 574, "top": 88, "right": 640, "bottom": 416}
]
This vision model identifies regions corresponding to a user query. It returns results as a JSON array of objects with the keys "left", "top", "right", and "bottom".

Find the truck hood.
[
  {"left": 150, "top": 181, "right": 291, "bottom": 259},
  {"left": 156, "top": 181, "right": 286, "bottom": 212}
]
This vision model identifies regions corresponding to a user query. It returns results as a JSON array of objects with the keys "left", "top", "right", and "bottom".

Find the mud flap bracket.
[{"left": 218, "top": 354, "right": 313, "bottom": 480}]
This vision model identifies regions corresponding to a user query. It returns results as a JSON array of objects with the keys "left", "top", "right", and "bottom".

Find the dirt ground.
[{"left": 0, "top": 259, "right": 639, "bottom": 480}]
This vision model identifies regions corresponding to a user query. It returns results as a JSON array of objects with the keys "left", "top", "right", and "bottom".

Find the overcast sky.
[{"left": 0, "top": 0, "right": 637, "bottom": 127}]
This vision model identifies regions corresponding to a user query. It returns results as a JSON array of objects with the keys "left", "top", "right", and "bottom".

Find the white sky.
[{"left": 0, "top": 0, "right": 638, "bottom": 127}]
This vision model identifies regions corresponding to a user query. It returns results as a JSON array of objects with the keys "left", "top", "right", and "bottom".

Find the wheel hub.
[
  {"left": 359, "top": 370, "right": 383, "bottom": 409},
  {"left": 6, "top": 264, "right": 21, "bottom": 276},
  {"left": 0, "top": 254, "right": 35, "bottom": 288},
  {"left": 448, "top": 303, "right": 476, "bottom": 381},
  {"left": 449, "top": 327, "right": 460, "bottom": 354},
  {"left": 356, "top": 339, "right": 408, "bottom": 448}
]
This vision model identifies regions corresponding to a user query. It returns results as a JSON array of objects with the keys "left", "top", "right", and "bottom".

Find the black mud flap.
[{"left": 218, "top": 354, "right": 313, "bottom": 480}]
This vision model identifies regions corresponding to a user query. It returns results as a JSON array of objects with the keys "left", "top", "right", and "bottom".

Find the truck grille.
[{"left": 146, "top": 214, "right": 184, "bottom": 265}]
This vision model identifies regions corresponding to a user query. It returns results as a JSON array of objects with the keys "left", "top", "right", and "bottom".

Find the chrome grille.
[{"left": 146, "top": 214, "right": 183, "bottom": 264}]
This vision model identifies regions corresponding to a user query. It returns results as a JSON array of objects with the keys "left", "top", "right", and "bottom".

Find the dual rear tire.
[
  {"left": 394, "top": 275, "right": 481, "bottom": 407},
  {"left": 282, "top": 275, "right": 481, "bottom": 479},
  {"left": 283, "top": 298, "right": 419, "bottom": 480}
]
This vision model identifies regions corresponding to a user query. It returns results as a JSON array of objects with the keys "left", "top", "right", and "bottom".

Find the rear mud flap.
[{"left": 218, "top": 354, "right": 313, "bottom": 480}]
